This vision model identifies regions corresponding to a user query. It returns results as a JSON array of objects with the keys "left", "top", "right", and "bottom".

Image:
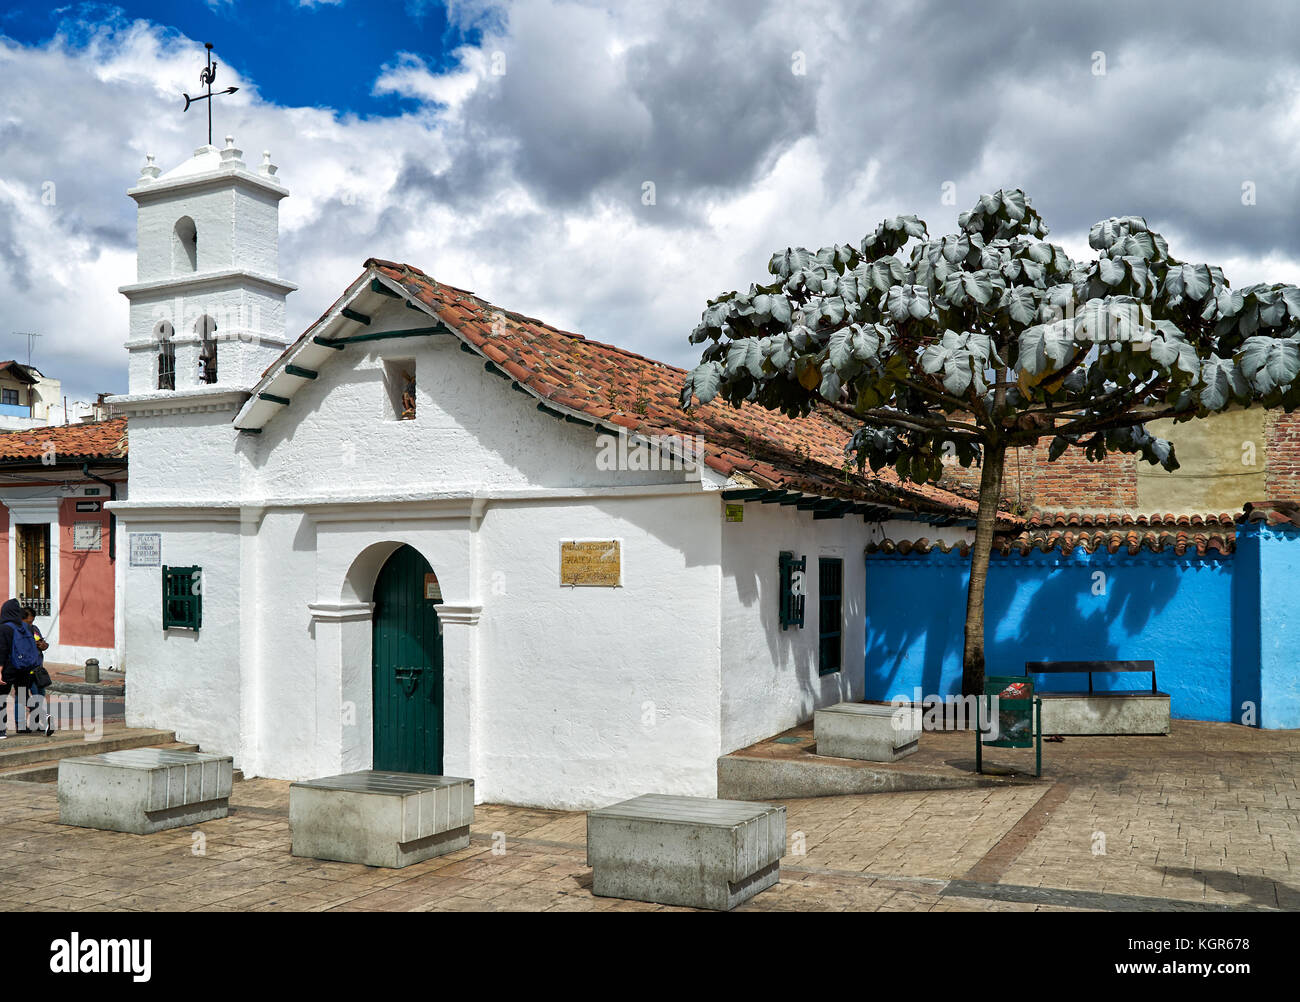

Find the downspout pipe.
[{"left": 81, "top": 464, "right": 117, "bottom": 562}]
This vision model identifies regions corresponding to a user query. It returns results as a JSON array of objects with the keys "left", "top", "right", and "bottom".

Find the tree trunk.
[{"left": 962, "top": 440, "right": 1007, "bottom": 697}]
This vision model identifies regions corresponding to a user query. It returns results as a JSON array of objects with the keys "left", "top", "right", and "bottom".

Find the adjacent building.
[{"left": 0, "top": 417, "right": 126, "bottom": 666}]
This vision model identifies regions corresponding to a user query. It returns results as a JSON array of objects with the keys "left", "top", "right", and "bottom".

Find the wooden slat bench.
[{"left": 1024, "top": 660, "right": 1170, "bottom": 735}]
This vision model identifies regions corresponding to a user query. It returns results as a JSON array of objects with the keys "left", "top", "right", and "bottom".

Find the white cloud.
[{"left": 1, "top": 0, "right": 1298, "bottom": 406}]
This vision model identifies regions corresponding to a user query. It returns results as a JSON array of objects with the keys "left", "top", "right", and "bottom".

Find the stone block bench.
[
  {"left": 814, "top": 702, "right": 920, "bottom": 761},
  {"left": 289, "top": 771, "right": 474, "bottom": 868},
  {"left": 58, "top": 748, "right": 233, "bottom": 835},
  {"left": 587, "top": 793, "right": 785, "bottom": 910},
  {"left": 1026, "top": 661, "right": 1170, "bottom": 736}
]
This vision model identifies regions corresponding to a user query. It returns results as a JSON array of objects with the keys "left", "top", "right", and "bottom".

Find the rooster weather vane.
[{"left": 183, "top": 43, "right": 239, "bottom": 147}]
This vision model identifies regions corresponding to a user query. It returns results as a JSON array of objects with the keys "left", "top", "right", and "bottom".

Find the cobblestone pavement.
[{"left": 0, "top": 720, "right": 1295, "bottom": 912}]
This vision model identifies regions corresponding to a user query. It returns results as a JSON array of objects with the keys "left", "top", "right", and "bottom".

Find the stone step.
[
  {"left": 0, "top": 727, "right": 178, "bottom": 770},
  {"left": 0, "top": 742, "right": 201, "bottom": 783}
]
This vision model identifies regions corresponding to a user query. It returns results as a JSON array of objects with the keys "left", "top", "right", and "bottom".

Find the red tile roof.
[
  {"left": 870, "top": 510, "right": 1241, "bottom": 556},
  {"left": 0, "top": 417, "right": 127, "bottom": 464},
  {"left": 994, "top": 510, "right": 1236, "bottom": 555},
  {"left": 351, "top": 260, "right": 999, "bottom": 520},
  {"left": 1239, "top": 500, "right": 1300, "bottom": 528}
]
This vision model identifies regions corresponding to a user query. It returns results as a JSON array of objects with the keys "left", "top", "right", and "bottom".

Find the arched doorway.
[{"left": 371, "top": 544, "right": 444, "bottom": 774}]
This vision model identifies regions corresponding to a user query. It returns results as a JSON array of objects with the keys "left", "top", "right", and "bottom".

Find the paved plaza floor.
[{"left": 0, "top": 720, "right": 1296, "bottom": 912}]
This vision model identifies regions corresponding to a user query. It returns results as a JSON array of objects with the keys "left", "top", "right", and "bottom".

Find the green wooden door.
[{"left": 372, "top": 545, "right": 444, "bottom": 774}]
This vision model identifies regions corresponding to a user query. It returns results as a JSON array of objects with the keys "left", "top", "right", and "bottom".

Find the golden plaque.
[{"left": 560, "top": 540, "right": 622, "bottom": 587}]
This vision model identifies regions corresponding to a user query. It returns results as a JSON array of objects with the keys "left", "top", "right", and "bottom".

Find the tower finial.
[{"left": 181, "top": 41, "right": 239, "bottom": 146}]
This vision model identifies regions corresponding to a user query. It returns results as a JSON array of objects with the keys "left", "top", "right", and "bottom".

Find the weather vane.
[{"left": 183, "top": 42, "right": 239, "bottom": 147}]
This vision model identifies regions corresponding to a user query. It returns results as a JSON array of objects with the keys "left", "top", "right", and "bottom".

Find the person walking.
[
  {"left": 0, "top": 598, "right": 52, "bottom": 738},
  {"left": 20, "top": 606, "right": 53, "bottom": 736}
]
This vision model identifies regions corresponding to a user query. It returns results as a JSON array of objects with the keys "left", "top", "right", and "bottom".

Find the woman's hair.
[{"left": 21, "top": 606, "right": 37, "bottom": 620}]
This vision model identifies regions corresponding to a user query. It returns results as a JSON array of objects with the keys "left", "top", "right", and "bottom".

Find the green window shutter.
[
  {"left": 778, "top": 551, "right": 806, "bottom": 630},
  {"left": 162, "top": 565, "right": 202, "bottom": 631},
  {"left": 818, "top": 557, "right": 843, "bottom": 675}
]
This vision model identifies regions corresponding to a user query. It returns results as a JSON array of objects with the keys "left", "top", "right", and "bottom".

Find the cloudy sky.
[{"left": 1, "top": 0, "right": 1298, "bottom": 406}]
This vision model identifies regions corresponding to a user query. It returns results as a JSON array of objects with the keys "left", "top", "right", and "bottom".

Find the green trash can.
[{"left": 976, "top": 675, "right": 1042, "bottom": 777}]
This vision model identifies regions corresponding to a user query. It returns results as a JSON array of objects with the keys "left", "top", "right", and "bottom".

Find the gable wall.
[{"left": 246, "top": 303, "right": 697, "bottom": 499}]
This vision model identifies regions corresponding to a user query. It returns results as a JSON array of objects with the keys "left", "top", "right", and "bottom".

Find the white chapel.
[{"left": 111, "top": 138, "right": 979, "bottom": 809}]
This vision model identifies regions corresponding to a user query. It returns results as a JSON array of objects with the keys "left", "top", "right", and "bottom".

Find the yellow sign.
[
  {"left": 560, "top": 540, "right": 622, "bottom": 587},
  {"left": 725, "top": 504, "right": 744, "bottom": 522}
]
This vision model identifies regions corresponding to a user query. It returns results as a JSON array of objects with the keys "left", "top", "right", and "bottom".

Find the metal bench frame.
[{"left": 1023, "top": 659, "right": 1158, "bottom": 695}]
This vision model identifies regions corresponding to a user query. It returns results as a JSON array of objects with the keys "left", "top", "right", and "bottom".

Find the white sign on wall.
[
  {"left": 73, "top": 521, "right": 102, "bottom": 552},
  {"left": 129, "top": 532, "right": 162, "bottom": 566}
]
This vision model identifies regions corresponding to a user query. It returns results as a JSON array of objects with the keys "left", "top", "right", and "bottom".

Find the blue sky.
[
  {"left": 0, "top": 1, "right": 1297, "bottom": 407},
  {"left": 0, "top": 1, "right": 478, "bottom": 116}
]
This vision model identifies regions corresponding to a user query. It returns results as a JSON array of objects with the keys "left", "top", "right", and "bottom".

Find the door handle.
[{"left": 394, "top": 665, "right": 424, "bottom": 695}]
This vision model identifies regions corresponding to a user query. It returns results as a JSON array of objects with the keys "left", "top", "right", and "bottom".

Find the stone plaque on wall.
[
  {"left": 129, "top": 532, "right": 162, "bottom": 566},
  {"left": 560, "top": 540, "right": 622, "bottom": 587},
  {"left": 73, "top": 521, "right": 102, "bottom": 551}
]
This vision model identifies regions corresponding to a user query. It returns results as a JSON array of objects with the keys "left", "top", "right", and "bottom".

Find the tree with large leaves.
[{"left": 681, "top": 189, "right": 1300, "bottom": 695}]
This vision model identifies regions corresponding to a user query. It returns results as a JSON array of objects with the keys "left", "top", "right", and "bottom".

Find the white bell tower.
[{"left": 119, "top": 136, "right": 296, "bottom": 395}]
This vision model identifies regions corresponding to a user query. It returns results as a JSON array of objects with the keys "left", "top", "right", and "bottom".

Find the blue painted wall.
[
  {"left": 864, "top": 547, "right": 1236, "bottom": 723},
  {"left": 1232, "top": 522, "right": 1300, "bottom": 729}
]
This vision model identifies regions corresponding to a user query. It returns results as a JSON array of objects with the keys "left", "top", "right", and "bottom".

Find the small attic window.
[
  {"left": 384, "top": 359, "right": 416, "bottom": 421},
  {"left": 173, "top": 216, "right": 197, "bottom": 273}
]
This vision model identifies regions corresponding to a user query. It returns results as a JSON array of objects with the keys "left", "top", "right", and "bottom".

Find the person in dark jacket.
[
  {"left": 18, "top": 606, "right": 51, "bottom": 735},
  {"left": 0, "top": 599, "right": 22, "bottom": 738},
  {"left": 0, "top": 598, "right": 50, "bottom": 738}
]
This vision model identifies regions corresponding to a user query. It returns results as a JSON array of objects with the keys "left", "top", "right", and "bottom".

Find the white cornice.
[
  {"left": 107, "top": 482, "right": 710, "bottom": 515},
  {"left": 308, "top": 601, "right": 375, "bottom": 623},
  {"left": 435, "top": 603, "right": 482, "bottom": 626},
  {"left": 128, "top": 168, "right": 288, "bottom": 203},
  {"left": 119, "top": 269, "right": 298, "bottom": 298},
  {"left": 107, "top": 388, "right": 249, "bottom": 416}
]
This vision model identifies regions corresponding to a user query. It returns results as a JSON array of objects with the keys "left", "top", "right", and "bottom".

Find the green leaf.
[
  {"left": 1099, "top": 257, "right": 1126, "bottom": 287},
  {"left": 1007, "top": 287, "right": 1039, "bottom": 326},
  {"left": 681, "top": 361, "right": 723, "bottom": 407},
  {"left": 725, "top": 339, "right": 765, "bottom": 379},
  {"left": 769, "top": 247, "right": 811, "bottom": 279},
  {"left": 1147, "top": 328, "right": 1199, "bottom": 378},
  {"left": 1018, "top": 321, "right": 1074, "bottom": 376},
  {"left": 1237, "top": 335, "right": 1300, "bottom": 393},
  {"left": 1198, "top": 354, "right": 1248, "bottom": 410}
]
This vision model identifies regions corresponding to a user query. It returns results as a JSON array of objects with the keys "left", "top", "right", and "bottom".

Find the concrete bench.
[
  {"left": 58, "top": 748, "right": 233, "bottom": 835},
  {"left": 289, "top": 771, "right": 474, "bottom": 868},
  {"left": 1026, "top": 661, "right": 1170, "bottom": 736},
  {"left": 587, "top": 794, "right": 785, "bottom": 910},
  {"left": 814, "top": 702, "right": 920, "bottom": 761}
]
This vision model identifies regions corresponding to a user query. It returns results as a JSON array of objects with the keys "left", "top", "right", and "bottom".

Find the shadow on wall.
[
  {"left": 864, "top": 550, "right": 1234, "bottom": 722},
  {"left": 726, "top": 546, "right": 859, "bottom": 723}
]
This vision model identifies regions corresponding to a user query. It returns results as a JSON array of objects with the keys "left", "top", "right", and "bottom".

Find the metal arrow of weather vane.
[{"left": 182, "top": 42, "right": 238, "bottom": 146}]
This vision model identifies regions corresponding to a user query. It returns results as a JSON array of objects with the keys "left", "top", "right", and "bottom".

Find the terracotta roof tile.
[
  {"left": 362, "top": 260, "right": 1002, "bottom": 520},
  {"left": 997, "top": 509, "right": 1237, "bottom": 555},
  {"left": 1239, "top": 500, "right": 1300, "bottom": 528},
  {"left": 0, "top": 417, "right": 127, "bottom": 464}
]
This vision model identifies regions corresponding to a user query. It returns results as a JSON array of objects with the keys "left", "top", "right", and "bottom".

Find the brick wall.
[
  {"left": 1265, "top": 410, "right": 1300, "bottom": 499},
  {"left": 938, "top": 437, "right": 1137, "bottom": 512},
  {"left": 938, "top": 407, "right": 1300, "bottom": 513}
]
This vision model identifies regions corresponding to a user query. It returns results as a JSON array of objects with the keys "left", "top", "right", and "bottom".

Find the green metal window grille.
[
  {"left": 778, "top": 551, "right": 806, "bottom": 630},
  {"left": 818, "top": 557, "right": 843, "bottom": 675},
  {"left": 162, "top": 565, "right": 202, "bottom": 631}
]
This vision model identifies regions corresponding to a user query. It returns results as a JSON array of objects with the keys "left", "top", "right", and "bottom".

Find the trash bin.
[{"left": 85, "top": 658, "right": 100, "bottom": 684}]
